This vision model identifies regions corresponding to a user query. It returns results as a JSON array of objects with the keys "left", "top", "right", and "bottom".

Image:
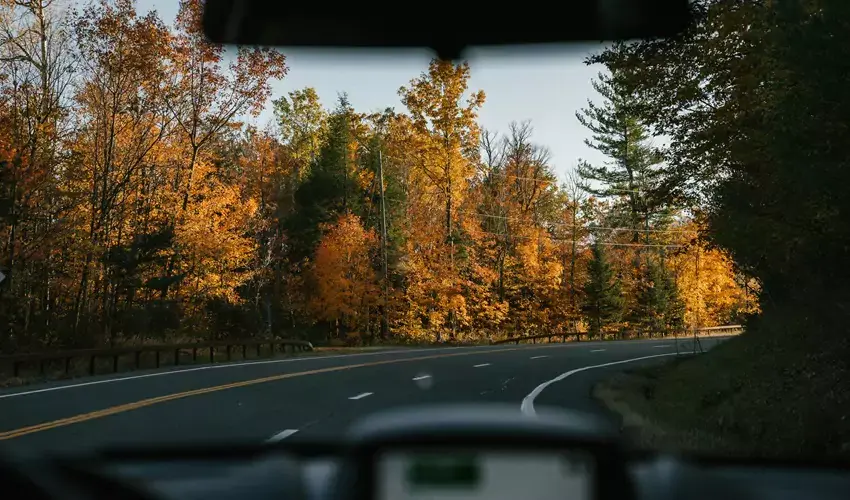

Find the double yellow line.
[{"left": 0, "top": 347, "right": 526, "bottom": 441}]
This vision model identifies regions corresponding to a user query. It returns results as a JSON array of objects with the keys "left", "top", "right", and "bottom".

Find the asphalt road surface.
[{"left": 0, "top": 337, "right": 724, "bottom": 455}]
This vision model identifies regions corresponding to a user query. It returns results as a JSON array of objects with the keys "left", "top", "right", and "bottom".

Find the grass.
[{"left": 594, "top": 313, "right": 850, "bottom": 460}]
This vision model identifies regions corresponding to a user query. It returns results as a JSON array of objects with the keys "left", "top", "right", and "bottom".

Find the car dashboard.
[
  {"left": 3, "top": 405, "right": 849, "bottom": 500},
  {"left": 91, "top": 454, "right": 850, "bottom": 500}
]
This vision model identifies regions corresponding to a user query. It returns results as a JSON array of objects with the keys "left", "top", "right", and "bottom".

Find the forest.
[{"left": 0, "top": 0, "right": 769, "bottom": 352}]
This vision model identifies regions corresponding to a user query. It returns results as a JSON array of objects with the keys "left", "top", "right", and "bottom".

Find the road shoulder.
[
  {"left": 592, "top": 358, "right": 747, "bottom": 456},
  {"left": 593, "top": 329, "right": 850, "bottom": 460}
]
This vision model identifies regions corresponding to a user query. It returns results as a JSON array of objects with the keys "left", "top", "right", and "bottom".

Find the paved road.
[{"left": 0, "top": 337, "right": 722, "bottom": 455}]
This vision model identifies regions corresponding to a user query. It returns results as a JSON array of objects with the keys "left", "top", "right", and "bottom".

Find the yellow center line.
[{"left": 0, "top": 346, "right": 532, "bottom": 441}]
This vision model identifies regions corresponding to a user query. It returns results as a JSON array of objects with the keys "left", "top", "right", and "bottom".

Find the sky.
[{"left": 137, "top": 1, "right": 610, "bottom": 181}]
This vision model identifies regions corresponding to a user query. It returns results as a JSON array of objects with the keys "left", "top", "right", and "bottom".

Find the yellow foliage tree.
[
  {"left": 397, "top": 59, "right": 486, "bottom": 341},
  {"left": 669, "top": 223, "right": 760, "bottom": 328},
  {"left": 506, "top": 226, "right": 563, "bottom": 335},
  {"left": 175, "top": 159, "right": 259, "bottom": 306}
]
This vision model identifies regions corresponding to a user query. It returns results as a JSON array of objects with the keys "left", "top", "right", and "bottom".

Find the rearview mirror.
[{"left": 202, "top": 0, "right": 692, "bottom": 59}]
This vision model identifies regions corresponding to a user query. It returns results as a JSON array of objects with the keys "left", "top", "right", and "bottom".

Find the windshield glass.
[{"left": 0, "top": 0, "right": 846, "bottom": 464}]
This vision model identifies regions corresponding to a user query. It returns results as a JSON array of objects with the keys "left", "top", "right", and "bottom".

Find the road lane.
[
  {"left": 0, "top": 345, "right": 501, "bottom": 433},
  {"left": 0, "top": 337, "right": 721, "bottom": 454}
]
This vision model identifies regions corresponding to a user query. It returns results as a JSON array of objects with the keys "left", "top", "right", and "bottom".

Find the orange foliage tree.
[{"left": 309, "top": 213, "right": 379, "bottom": 343}]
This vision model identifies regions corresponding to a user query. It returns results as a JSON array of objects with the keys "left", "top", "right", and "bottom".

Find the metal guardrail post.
[{"left": 1, "top": 338, "right": 314, "bottom": 380}]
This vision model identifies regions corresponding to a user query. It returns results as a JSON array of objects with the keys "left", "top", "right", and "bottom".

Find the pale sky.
[{"left": 137, "top": 1, "right": 609, "bottom": 181}]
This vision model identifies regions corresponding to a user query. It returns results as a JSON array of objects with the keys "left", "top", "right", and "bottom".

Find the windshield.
[{"left": 0, "top": 0, "right": 846, "bottom": 464}]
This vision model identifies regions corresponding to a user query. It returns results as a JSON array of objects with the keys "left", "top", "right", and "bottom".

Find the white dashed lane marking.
[{"left": 266, "top": 429, "right": 298, "bottom": 442}]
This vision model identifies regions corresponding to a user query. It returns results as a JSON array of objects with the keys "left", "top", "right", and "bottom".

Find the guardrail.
[
  {"left": 692, "top": 324, "right": 744, "bottom": 336},
  {"left": 491, "top": 332, "right": 589, "bottom": 345},
  {"left": 491, "top": 325, "right": 743, "bottom": 346},
  {"left": 0, "top": 339, "right": 314, "bottom": 378}
]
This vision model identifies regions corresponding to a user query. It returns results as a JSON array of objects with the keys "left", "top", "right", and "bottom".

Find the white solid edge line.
[
  {"left": 473, "top": 363, "right": 491, "bottom": 368},
  {"left": 520, "top": 353, "right": 681, "bottom": 416},
  {"left": 412, "top": 375, "right": 431, "bottom": 381},
  {"left": 530, "top": 356, "right": 549, "bottom": 360},
  {"left": 0, "top": 346, "right": 473, "bottom": 400},
  {"left": 266, "top": 429, "right": 299, "bottom": 443},
  {"left": 654, "top": 345, "right": 672, "bottom": 348},
  {"left": 590, "top": 349, "right": 606, "bottom": 352},
  {"left": 349, "top": 392, "right": 373, "bottom": 400}
]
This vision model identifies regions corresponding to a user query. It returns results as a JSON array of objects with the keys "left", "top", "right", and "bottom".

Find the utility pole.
[
  {"left": 693, "top": 244, "right": 703, "bottom": 354},
  {"left": 672, "top": 259, "right": 679, "bottom": 356},
  {"left": 378, "top": 150, "right": 389, "bottom": 340}
]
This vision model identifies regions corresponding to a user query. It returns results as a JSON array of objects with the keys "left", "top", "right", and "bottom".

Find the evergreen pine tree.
[
  {"left": 634, "top": 259, "right": 684, "bottom": 336},
  {"left": 582, "top": 242, "right": 625, "bottom": 337}
]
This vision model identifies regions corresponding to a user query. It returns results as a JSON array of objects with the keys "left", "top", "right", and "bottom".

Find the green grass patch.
[{"left": 595, "top": 314, "right": 850, "bottom": 460}]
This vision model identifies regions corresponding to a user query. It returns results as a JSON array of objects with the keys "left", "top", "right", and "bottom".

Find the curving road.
[{"left": 0, "top": 338, "right": 722, "bottom": 455}]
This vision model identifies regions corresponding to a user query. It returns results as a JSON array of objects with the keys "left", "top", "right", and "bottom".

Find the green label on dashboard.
[{"left": 405, "top": 454, "right": 480, "bottom": 489}]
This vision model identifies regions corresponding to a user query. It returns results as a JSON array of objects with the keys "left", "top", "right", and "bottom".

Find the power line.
[
  {"left": 476, "top": 172, "right": 558, "bottom": 185},
  {"left": 454, "top": 209, "right": 695, "bottom": 234},
  {"left": 384, "top": 198, "right": 695, "bottom": 235},
  {"left": 463, "top": 228, "right": 686, "bottom": 249},
  {"left": 475, "top": 172, "right": 646, "bottom": 195},
  {"left": 380, "top": 154, "right": 654, "bottom": 197}
]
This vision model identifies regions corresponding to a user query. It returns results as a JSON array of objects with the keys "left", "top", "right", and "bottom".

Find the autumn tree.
[
  {"left": 165, "top": 0, "right": 287, "bottom": 211},
  {"left": 68, "top": 0, "right": 173, "bottom": 342},
  {"left": 0, "top": 0, "right": 74, "bottom": 347},
  {"left": 561, "top": 172, "right": 591, "bottom": 325},
  {"left": 668, "top": 228, "right": 759, "bottom": 329},
  {"left": 475, "top": 124, "right": 555, "bottom": 295},
  {"left": 398, "top": 59, "right": 485, "bottom": 340},
  {"left": 176, "top": 159, "right": 259, "bottom": 306},
  {"left": 160, "top": 0, "right": 287, "bottom": 300},
  {"left": 471, "top": 122, "right": 564, "bottom": 336},
  {"left": 309, "top": 213, "right": 379, "bottom": 343},
  {"left": 400, "top": 59, "right": 485, "bottom": 239}
]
